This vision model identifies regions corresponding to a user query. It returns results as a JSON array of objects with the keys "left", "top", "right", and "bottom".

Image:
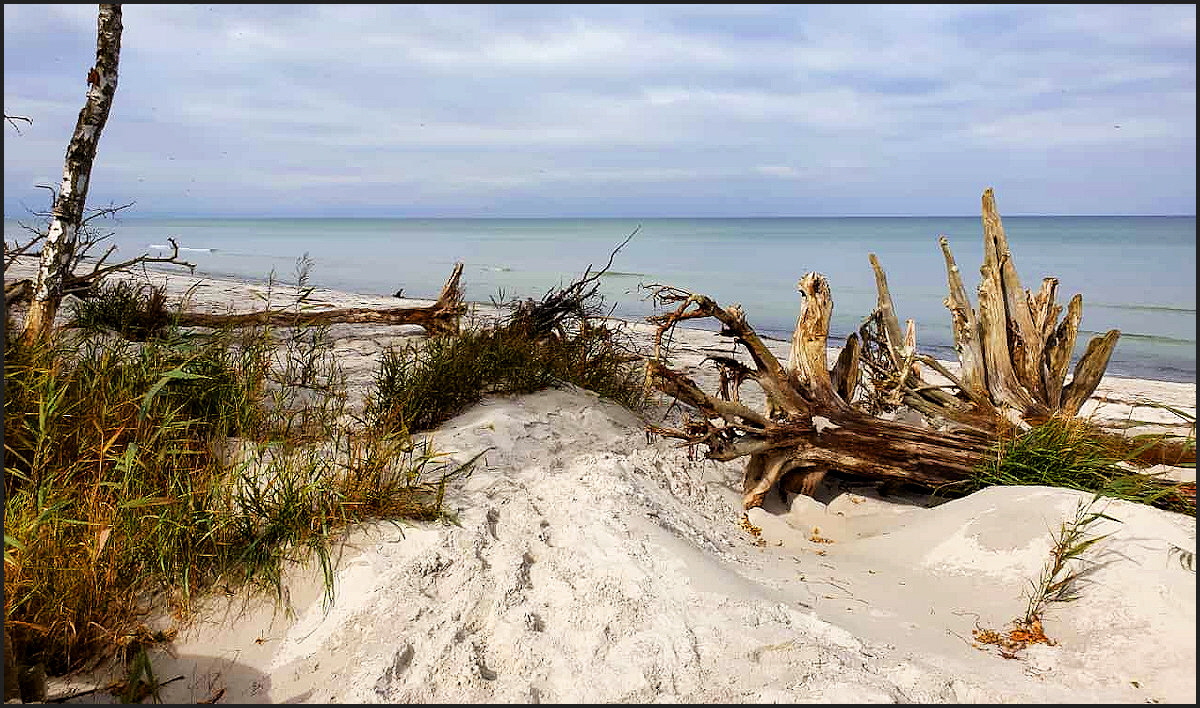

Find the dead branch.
[
  {"left": 4, "top": 239, "right": 196, "bottom": 310},
  {"left": 505, "top": 226, "right": 639, "bottom": 340},
  {"left": 4, "top": 114, "right": 32, "bottom": 134},
  {"left": 170, "top": 262, "right": 466, "bottom": 335}
]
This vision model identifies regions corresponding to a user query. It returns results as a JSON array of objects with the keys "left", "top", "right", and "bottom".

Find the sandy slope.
[
  {"left": 7, "top": 260, "right": 1195, "bottom": 703},
  {"left": 115, "top": 385, "right": 1193, "bottom": 704}
]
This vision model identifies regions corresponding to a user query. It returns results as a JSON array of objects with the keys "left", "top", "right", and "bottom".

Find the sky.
[{"left": 3, "top": 4, "right": 1196, "bottom": 218}]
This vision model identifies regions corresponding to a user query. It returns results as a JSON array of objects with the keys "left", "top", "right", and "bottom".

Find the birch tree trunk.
[{"left": 22, "top": 4, "right": 123, "bottom": 344}]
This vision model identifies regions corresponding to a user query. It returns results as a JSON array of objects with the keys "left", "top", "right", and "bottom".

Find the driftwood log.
[
  {"left": 646, "top": 189, "right": 1132, "bottom": 509},
  {"left": 171, "top": 262, "right": 467, "bottom": 335}
]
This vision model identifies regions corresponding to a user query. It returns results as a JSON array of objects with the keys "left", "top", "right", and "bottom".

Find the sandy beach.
[{"left": 6, "top": 260, "right": 1196, "bottom": 704}]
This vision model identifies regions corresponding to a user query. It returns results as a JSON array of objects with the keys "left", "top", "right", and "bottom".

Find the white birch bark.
[{"left": 22, "top": 4, "right": 122, "bottom": 343}]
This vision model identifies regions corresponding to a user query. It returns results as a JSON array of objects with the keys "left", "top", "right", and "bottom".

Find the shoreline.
[{"left": 6, "top": 246, "right": 1193, "bottom": 384}]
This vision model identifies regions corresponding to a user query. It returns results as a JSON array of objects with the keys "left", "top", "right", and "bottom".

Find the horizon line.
[{"left": 5, "top": 212, "right": 1196, "bottom": 221}]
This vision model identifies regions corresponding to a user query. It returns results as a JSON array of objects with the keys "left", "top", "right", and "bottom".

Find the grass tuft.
[
  {"left": 369, "top": 266, "right": 650, "bottom": 433},
  {"left": 66, "top": 278, "right": 176, "bottom": 341},
  {"left": 959, "top": 415, "right": 1195, "bottom": 515}
]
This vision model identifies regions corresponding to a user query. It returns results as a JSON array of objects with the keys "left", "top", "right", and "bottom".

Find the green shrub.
[
  {"left": 369, "top": 324, "right": 649, "bottom": 433},
  {"left": 67, "top": 278, "right": 175, "bottom": 341}
]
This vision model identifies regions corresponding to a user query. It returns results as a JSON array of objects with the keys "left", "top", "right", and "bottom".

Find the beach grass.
[
  {"left": 368, "top": 288, "right": 651, "bottom": 433},
  {"left": 2, "top": 277, "right": 474, "bottom": 680},
  {"left": 959, "top": 415, "right": 1195, "bottom": 515},
  {"left": 66, "top": 278, "right": 176, "bottom": 342},
  {"left": 369, "top": 324, "right": 650, "bottom": 433}
]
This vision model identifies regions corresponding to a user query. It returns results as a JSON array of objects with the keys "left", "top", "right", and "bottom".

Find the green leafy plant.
[
  {"left": 1022, "top": 494, "right": 1118, "bottom": 624},
  {"left": 972, "top": 493, "right": 1118, "bottom": 657}
]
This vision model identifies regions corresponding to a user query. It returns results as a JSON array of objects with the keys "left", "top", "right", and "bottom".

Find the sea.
[{"left": 4, "top": 215, "right": 1195, "bottom": 384}]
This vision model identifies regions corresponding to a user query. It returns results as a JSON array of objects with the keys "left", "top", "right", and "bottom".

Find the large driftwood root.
[{"left": 646, "top": 188, "right": 1146, "bottom": 509}]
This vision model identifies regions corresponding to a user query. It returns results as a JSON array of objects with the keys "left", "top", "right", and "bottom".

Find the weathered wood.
[
  {"left": 172, "top": 262, "right": 466, "bottom": 335},
  {"left": 646, "top": 188, "right": 1129, "bottom": 508},
  {"left": 977, "top": 262, "right": 1041, "bottom": 417},
  {"left": 786, "top": 273, "right": 852, "bottom": 412},
  {"left": 646, "top": 277, "right": 999, "bottom": 509},
  {"left": 829, "top": 332, "right": 861, "bottom": 403},
  {"left": 938, "top": 235, "right": 988, "bottom": 403},
  {"left": 867, "top": 253, "right": 910, "bottom": 371},
  {"left": 982, "top": 188, "right": 1046, "bottom": 403},
  {"left": 1029, "top": 277, "right": 1061, "bottom": 343},
  {"left": 650, "top": 288, "right": 810, "bottom": 416},
  {"left": 1059, "top": 329, "right": 1121, "bottom": 417},
  {"left": 1044, "top": 293, "right": 1083, "bottom": 409}
]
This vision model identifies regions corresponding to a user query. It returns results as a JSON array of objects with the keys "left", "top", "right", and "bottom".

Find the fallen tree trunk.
[
  {"left": 171, "top": 262, "right": 466, "bottom": 335},
  {"left": 645, "top": 189, "right": 1146, "bottom": 509}
]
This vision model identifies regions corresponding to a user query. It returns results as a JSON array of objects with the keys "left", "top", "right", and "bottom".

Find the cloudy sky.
[{"left": 3, "top": 4, "right": 1195, "bottom": 218}]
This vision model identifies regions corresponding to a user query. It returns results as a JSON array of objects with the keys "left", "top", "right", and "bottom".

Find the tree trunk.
[
  {"left": 22, "top": 4, "right": 122, "bottom": 344},
  {"left": 171, "top": 262, "right": 467, "bottom": 335},
  {"left": 646, "top": 188, "right": 1139, "bottom": 508}
]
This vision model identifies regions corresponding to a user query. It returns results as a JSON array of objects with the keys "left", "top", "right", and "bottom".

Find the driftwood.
[
  {"left": 171, "top": 262, "right": 467, "bottom": 336},
  {"left": 505, "top": 227, "right": 638, "bottom": 341},
  {"left": 646, "top": 189, "right": 1132, "bottom": 508},
  {"left": 4, "top": 238, "right": 197, "bottom": 312}
]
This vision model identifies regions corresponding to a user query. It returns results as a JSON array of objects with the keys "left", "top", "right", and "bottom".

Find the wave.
[
  {"left": 149, "top": 243, "right": 218, "bottom": 253},
  {"left": 1079, "top": 330, "right": 1195, "bottom": 346},
  {"left": 1091, "top": 302, "right": 1196, "bottom": 315},
  {"left": 599, "top": 270, "right": 649, "bottom": 278}
]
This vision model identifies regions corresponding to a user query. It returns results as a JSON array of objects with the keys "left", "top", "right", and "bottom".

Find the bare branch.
[
  {"left": 81, "top": 237, "right": 195, "bottom": 282},
  {"left": 4, "top": 114, "right": 32, "bottom": 134}
]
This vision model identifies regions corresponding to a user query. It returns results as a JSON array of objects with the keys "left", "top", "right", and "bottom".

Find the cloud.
[{"left": 3, "top": 4, "right": 1195, "bottom": 217}]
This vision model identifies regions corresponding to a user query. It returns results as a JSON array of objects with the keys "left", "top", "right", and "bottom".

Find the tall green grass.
[
  {"left": 960, "top": 416, "right": 1195, "bottom": 515},
  {"left": 4, "top": 266, "right": 475, "bottom": 683}
]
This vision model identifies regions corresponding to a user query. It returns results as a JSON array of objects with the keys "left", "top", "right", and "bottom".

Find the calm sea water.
[{"left": 5, "top": 215, "right": 1195, "bottom": 383}]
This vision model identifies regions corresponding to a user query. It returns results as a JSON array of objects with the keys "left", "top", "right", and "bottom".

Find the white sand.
[{"left": 7, "top": 260, "right": 1195, "bottom": 704}]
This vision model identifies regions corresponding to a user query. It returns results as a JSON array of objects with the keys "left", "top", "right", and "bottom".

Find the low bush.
[
  {"left": 66, "top": 278, "right": 175, "bottom": 341},
  {"left": 369, "top": 322, "right": 649, "bottom": 433}
]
